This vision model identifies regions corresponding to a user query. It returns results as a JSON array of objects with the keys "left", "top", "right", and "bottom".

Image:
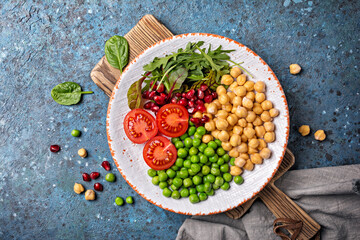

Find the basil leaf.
[
  {"left": 105, "top": 35, "right": 129, "bottom": 73},
  {"left": 51, "top": 82, "right": 93, "bottom": 106},
  {"left": 168, "top": 68, "right": 188, "bottom": 91},
  {"left": 127, "top": 77, "right": 145, "bottom": 109}
]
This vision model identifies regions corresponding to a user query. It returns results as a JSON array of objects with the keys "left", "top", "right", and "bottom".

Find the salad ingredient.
[
  {"left": 189, "top": 194, "right": 200, "bottom": 203},
  {"left": 124, "top": 109, "right": 158, "bottom": 143},
  {"left": 82, "top": 173, "right": 91, "bottom": 182},
  {"left": 127, "top": 76, "right": 145, "bottom": 110},
  {"left": 51, "top": 82, "right": 93, "bottom": 106},
  {"left": 78, "top": 148, "right": 87, "bottom": 158},
  {"left": 115, "top": 197, "right": 124, "bottom": 206},
  {"left": 143, "top": 136, "right": 177, "bottom": 170},
  {"left": 230, "top": 67, "right": 242, "bottom": 78},
  {"left": 85, "top": 190, "right": 96, "bottom": 201},
  {"left": 314, "top": 130, "right": 326, "bottom": 141},
  {"left": 104, "top": 35, "right": 129, "bottom": 73},
  {"left": 90, "top": 172, "right": 100, "bottom": 180},
  {"left": 126, "top": 196, "right": 134, "bottom": 204},
  {"left": 74, "top": 183, "right": 85, "bottom": 194},
  {"left": 289, "top": 64, "right": 301, "bottom": 75},
  {"left": 156, "top": 104, "right": 189, "bottom": 137},
  {"left": 94, "top": 182, "right": 103, "bottom": 191},
  {"left": 71, "top": 129, "right": 81, "bottom": 137},
  {"left": 101, "top": 161, "right": 111, "bottom": 171},
  {"left": 234, "top": 176, "right": 244, "bottom": 184},
  {"left": 50, "top": 145, "right": 60, "bottom": 153},
  {"left": 298, "top": 125, "right": 310, "bottom": 136},
  {"left": 264, "top": 132, "right": 276, "bottom": 143},
  {"left": 105, "top": 173, "right": 116, "bottom": 182},
  {"left": 260, "top": 148, "right": 272, "bottom": 159},
  {"left": 230, "top": 166, "right": 242, "bottom": 176},
  {"left": 163, "top": 188, "right": 172, "bottom": 197},
  {"left": 269, "top": 108, "right": 279, "bottom": 117}
]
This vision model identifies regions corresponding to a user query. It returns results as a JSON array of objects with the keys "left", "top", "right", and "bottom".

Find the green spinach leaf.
[
  {"left": 51, "top": 82, "right": 93, "bottom": 106},
  {"left": 105, "top": 35, "right": 129, "bottom": 73}
]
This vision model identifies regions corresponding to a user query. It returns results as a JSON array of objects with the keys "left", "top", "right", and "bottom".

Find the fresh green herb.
[
  {"left": 127, "top": 77, "right": 145, "bottom": 110},
  {"left": 168, "top": 67, "right": 188, "bottom": 91},
  {"left": 229, "top": 60, "right": 254, "bottom": 78},
  {"left": 105, "top": 35, "right": 129, "bottom": 73},
  {"left": 51, "top": 82, "right": 93, "bottom": 106}
]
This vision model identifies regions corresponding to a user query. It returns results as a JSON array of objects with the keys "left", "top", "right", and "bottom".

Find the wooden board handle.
[{"left": 259, "top": 183, "right": 321, "bottom": 239}]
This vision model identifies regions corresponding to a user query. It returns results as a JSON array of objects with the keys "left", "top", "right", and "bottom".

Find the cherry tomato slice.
[
  {"left": 143, "top": 136, "right": 177, "bottom": 170},
  {"left": 156, "top": 104, "right": 189, "bottom": 137},
  {"left": 123, "top": 109, "right": 158, "bottom": 144}
]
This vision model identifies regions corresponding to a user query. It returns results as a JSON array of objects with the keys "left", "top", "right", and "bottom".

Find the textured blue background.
[{"left": 0, "top": 0, "right": 359, "bottom": 239}]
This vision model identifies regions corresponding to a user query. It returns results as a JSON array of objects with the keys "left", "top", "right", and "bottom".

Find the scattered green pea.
[
  {"left": 215, "top": 176, "right": 224, "bottom": 186},
  {"left": 192, "top": 175, "right": 202, "bottom": 185},
  {"left": 221, "top": 182, "right": 230, "bottom": 190},
  {"left": 183, "top": 160, "right": 192, "bottom": 169},
  {"left": 202, "top": 165, "right": 211, "bottom": 175},
  {"left": 183, "top": 178, "right": 193, "bottom": 188},
  {"left": 115, "top": 197, "right": 124, "bottom": 206},
  {"left": 214, "top": 139, "right": 222, "bottom": 147},
  {"left": 189, "top": 194, "right": 200, "bottom": 204},
  {"left": 71, "top": 129, "right": 81, "bottom": 137},
  {"left": 126, "top": 196, "right": 134, "bottom": 204},
  {"left": 234, "top": 176, "right": 244, "bottom": 185},
  {"left": 184, "top": 138, "right": 193, "bottom": 148},
  {"left": 193, "top": 132, "right": 202, "bottom": 139},
  {"left": 190, "top": 155, "right": 200, "bottom": 163},
  {"left": 196, "top": 184, "right": 205, "bottom": 193},
  {"left": 216, "top": 147, "right": 226, "bottom": 156},
  {"left": 211, "top": 167, "right": 221, "bottom": 176},
  {"left": 147, "top": 169, "right": 157, "bottom": 177},
  {"left": 223, "top": 154, "right": 230, "bottom": 162},
  {"left": 209, "top": 154, "right": 219, "bottom": 163},
  {"left": 105, "top": 173, "right": 116, "bottom": 182},
  {"left": 230, "top": 157, "right": 236, "bottom": 166},
  {"left": 180, "top": 133, "right": 189, "bottom": 140},
  {"left": 180, "top": 188, "right": 189, "bottom": 198},
  {"left": 220, "top": 164, "right": 229, "bottom": 173},
  {"left": 171, "top": 137, "right": 180, "bottom": 144},
  {"left": 159, "top": 181, "right": 168, "bottom": 189},
  {"left": 175, "top": 141, "right": 184, "bottom": 149},
  {"left": 175, "top": 158, "right": 184, "bottom": 167},
  {"left": 163, "top": 188, "right": 172, "bottom": 197},
  {"left": 152, "top": 176, "right": 160, "bottom": 185},
  {"left": 189, "top": 187, "right": 197, "bottom": 195},
  {"left": 166, "top": 169, "right": 176, "bottom": 179},
  {"left": 189, "top": 147, "right": 198, "bottom": 156},
  {"left": 193, "top": 138, "right": 201, "bottom": 147},
  {"left": 217, "top": 157, "right": 225, "bottom": 165},
  {"left": 204, "top": 147, "right": 215, "bottom": 157},
  {"left": 208, "top": 141, "right": 217, "bottom": 149},
  {"left": 199, "top": 154, "right": 208, "bottom": 164},
  {"left": 158, "top": 172, "right": 168, "bottom": 182},
  {"left": 199, "top": 192, "right": 208, "bottom": 201},
  {"left": 223, "top": 173, "right": 233, "bottom": 182},
  {"left": 177, "top": 148, "right": 188, "bottom": 158},
  {"left": 198, "top": 143, "right": 207, "bottom": 152},
  {"left": 187, "top": 126, "right": 196, "bottom": 136},
  {"left": 171, "top": 190, "right": 180, "bottom": 199}
]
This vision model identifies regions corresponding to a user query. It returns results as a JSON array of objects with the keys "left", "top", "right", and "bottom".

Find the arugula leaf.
[
  {"left": 51, "top": 82, "right": 93, "bottom": 106},
  {"left": 105, "top": 35, "right": 129, "bottom": 73}
]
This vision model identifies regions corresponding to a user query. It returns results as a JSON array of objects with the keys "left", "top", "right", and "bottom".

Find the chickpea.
[
  {"left": 251, "top": 153, "right": 263, "bottom": 164},
  {"left": 238, "top": 118, "right": 247, "bottom": 127},
  {"left": 216, "top": 118, "right": 229, "bottom": 130},
  {"left": 255, "top": 126, "right": 266, "bottom": 138},
  {"left": 289, "top": 64, "right": 301, "bottom": 75},
  {"left": 211, "top": 130, "right": 220, "bottom": 139},
  {"left": 269, "top": 108, "right": 279, "bottom": 117},
  {"left": 231, "top": 106, "right": 237, "bottom": 114},
  {"left": 233, "top": 126, "right": 243, "bottom": 135},
  {"left": 216, "top": 110, "right": 229, "bottom": 119},
  {"left": 204, "top": 120, "right": 216, "bottom": 132},
  {"left": 230, "top": 67, "right": 242, "bottom": 78},
  {"left": 234, "top": 157, "right": 246, "bottom": 168},
  {"left": 219, "top": 94, "right": 230, "bottom": 105},
  {"left": 314, "top": 130, "right": 326, "bottom": 141},
  {"left": 248, "top": 139, "right": 259, "bottom": 148},
  {"left": 234, "top": 86, "right": 247, "bottom": 97},
  {"left": 227, "top": 114, "right": 238, "bottom": 126},
  {"left": 203, "top": 113, "right": 213, "bottom": 120},
  {"left": 218, "top": 130, "right": 230, "bottom": 142},
  {"left": 222, "top": 142, "right": 232, "bottom": 151},
  {"left": 260, "top": 148, "right": 272, "bottom": 159},
  {"left": 253, "top": 117, "right": 263, "bottom": 126},
  {"left": 227, "top": 91, "right": 236, "bottom": 101},
  {"left": 230, "top": 134, "right": 241, "bottom": 147},
  {"left": 229, "top": 82, "right": 239, "bottom": 91},
  {"left": 243, "top": 160, "right": 254, "bottom": 171},
  {"left": 264, "top": 132, "right": 276, "bottom": 143},
  {"left": 242, "top": 97, "right": 253, "bottom": 109},
  {"left": 74, "top": 183, "right": 85, "bottom": 194},
  {"left": 246, "top": 91, "right": 255, "bottom": 101},
  {"left": 193, "top": 111, "right": 202, "bottom": 118},
  {"left": 244, "top": 127, "right": 255, "bottom": 139},
  {"left": 258, "top": 139, "right": 267, "bottom": 150},
  {"left": 202, "top": 134, "right": 213, "bottom": 143},
  {"left": 255, "top": 92, "right": 266, "bottom": 103},
  {"left": 216, "top": 85, "right": 227, "bottom": 96},
  {"left": 232, "top": 96, "right": 242, "bottom": 106},
  {"left": 241, "top": 134, "right": 248, "bottom": 143},
  {"left": 78, "top": 148, "right": 87, "bottom": 158},
  {"left": 246, "top": 111, "right": 256, "bottom": 122},
  {"left": 226, "top": 124, "right": 234, "bottom": 132},
  {"left": 298, "top": 125, "right": 310, "bottom": 136},
  {"left": 254, "top": 81, "right": 266, "bottom": 93},
  {"left": 239, "top": 153, "right": 249, "bottom": 160},
  {"left": 244, "top": 81, "right": 255, "bottom": 91},
  {"left": 221, "top": 74, "right": 234, "bottom": 85},
  {"left": 213, "top": 99, "right": 221, "bottom": 108},
  {"left": 236, "top": 74, "right": 247, "bottom": 85},
  {"left": 230, "top": 166, "right": 243, "bottom": 176},
  {"left": 205, "top": 103, "right": 209, "bottom": 108},
  {"left": 229, "top": 148, "right": 240, "bottom": 158},
  {"left": 235, "top": 106, "right": 248, "bottom": 118},
  {"left": 261, "top": 100, "right": 273, "bottom": 110},
  {"left": 237, "top": 143, "right": 248, "bottom": 153},
  {"left": 247, "top": 123, "right": 253, "bottom": 128},
  {"left": 248, "top": 146, "right": 258, "bottom": 154},
  {"left": 253, "top": 104, "right": 264, "bottom": 115},
  {"left": 85, "top": 189, "right": 96, "bottom": 201},
  {"left": 264, "top": 122, "right": 275, "bottom": 132},
  {"left": 222, "top": 103, "right": 232, "bottom": 112},
  {"left": 260, "top": 111, "right": 272, "bottom": 122},
  {"left": 207, "top": 103, "right": 218, "bottom": 115}
]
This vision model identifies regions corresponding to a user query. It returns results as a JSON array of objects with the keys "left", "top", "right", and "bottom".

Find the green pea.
[
  {"left": 159, "top": 181, "right": 168, "bottom": 189},
  {"left": 202, "top": 165, "right": 211, "bottom": 175},
  {"left": 207, "top": 174, "right": 215, "bottom": 183},
  {"left": 167, "top": 178, "right": 173, "bottom": 185},
  {"left": 196, "top": 126, "right": 206, "bottom": 136},
  {"left": 204, "top": 147, "right": 215, "bottom": 157},
  {"left": 175, "top": 158, "right": 184, "bottom": 167},
  {"left": 193, "top": 138, "right": 201, "bottom": 147},
  {"left": 171, "top": 137, "right": 180, "bottom": 144},
  {"left": 215, "top": 176, "right": 224, "bottom": 186},
  {"left": 126, "top": 196, "right": 134, "bottom": 204},
  {"left": 191, "top": 164, "right": 201, "bottom": 174},
  {"left": 184, "top": 138, "right": 193, "bottom": 148},
  {"left": 183, "top": 178, "right": 193, "bottom": 188},
  {"left": 180, "top": 133, "right": 189, "bottom": 140},
  {"left": 152, "top": 176, "right": 160, "bottom": 185},
  {"left": 234, "top": 176, "right": 244, "bottom": 185},
  {"left": 179, "top": 169, "right": 189, "bottom": 179},
  {"left": 147, "top": 169, "right": 157, "bottom": 177},
  {"left": 177, "top": 148, "right": 188, "bottom": 158},
  {"left": 192, "top": 175, "right": 202, "bottom": 185},
  {"left": 71, "top": 129, "right": 81, "bottom": 137},
  {"left": 180, "top": 188, "right": 189, "bottom": 198},
  {"left": 105, "top": 173, "right": 116, "bottom": 182},
  {"left": 189, "top": 187, "right": 197, "bottom": 195},
  {"left": 158, "top": 172, "right": 168, "bottom": 182},
  {"left": 115, "top": 197, "right": 124, "bottom": 206},
  {"left": 190, "top": 155, "right": 200, "bottom": 163},
  {"left": 205, "top": 161, "right": 212, "bottom": 166},
  {"left": 209, "top": 155, "right": 219, "bottom": 163},
  {"left": 204, "top": 182, "right": 212, "bottom": 193},
  {"left": 170, "top": 184, "right": 178, "bottom": 191},
  {"left": 230, "top": 157, "right": 236, "bottom": 166},
  {"left": 173, "top": 178, "right": 183, "bottom": 188},
  {"left": 186, "top": 155, "right": 192, "bottom": 160},
  {"left": 171, "top": 190, "right": 180, "bottom": 199},
  {"left": 211, "top": 167, "right": 221, "bottom": 176},
  {"left": 163, "top": 188, "right": 172, "bottom": 197},
  {"left": 213, "top": 184, "right": 220, "bottom": 190},
  {"left": 215, "top": 139, "right": 222, "bottom": 147},
  {"left": 216, "top": 147, "right": 226, "bottom": 156},
  {"left": 199, "top": 154, "right": 208, "bottom": 164},
  {"left": 223, "top": 154, "right": 230, "bottom": 162},
  {"left": 221, "top": 182, "right": 230, "bottom": 190},
  {"left": 208, "top": 141, "right": 217, "bottom": 149},
  {"left": 166, "top": 169, "right": 176, "bottom": 179},
  {"left": 189, "top": 120, "right": 195, "bottom": 126},
  {"left": 207, "top": 189, "right": 215, "bottom": 196},
  {"left": 187, "top": 126, "right": 196, "bottom": 136},
  {"left": 223, "top": 173, "right": 233, "bottom": 182},
  {"left": 217, "top": 157, "right": 225, "bottom": 165},
  {"left": 181, "top": 167, "right": 188, "bottom": 171},
  {"left": 220, "top": 164, "right": 229, "bottom": 173},
  {"left": 188, "top": 169, "right": 196, "bottom": 176},
  {"left": 198, "top": 143, "right": 207, "bottom": 152},
  {"left": 199, "top": 192, "right": 208, "bottom": 201},
  {"left": 196, "top": 184, "right": 205, "bottom": 193},
  {"left": 183, "top": 160, "right": 192, "bottom": 169},
  {"left": 157, "top": 170, "right": 165, "bottom": 175},
  {"left": 196, "top": 173, "right": 203, "bottom": 178},
  {"left": 189, "top": 194, "right": 200, "bottom": 203},
  {"left": 193, "top": 132, "right": 202, "bottom": 139},
  {"left": 175, "top": 141, "right": 184, "bottom": 149},
  {"left": 189, "top": 147, "right": 198, "bottom": 156},
  {"left": 211, "top": 163, "right": 219, "bottom": 169},
  {"left": 171, "top": 165, "right": 179, "bottom": 171}
]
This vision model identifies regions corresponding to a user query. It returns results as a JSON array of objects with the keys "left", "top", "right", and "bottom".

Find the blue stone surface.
[{"left": 0, "top": 0, "right": 359, "bottom": 239}]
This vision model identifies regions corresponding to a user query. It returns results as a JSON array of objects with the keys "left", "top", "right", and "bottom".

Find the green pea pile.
[{"left": 147, "top": 124, "right": 244, "bottom": 204}]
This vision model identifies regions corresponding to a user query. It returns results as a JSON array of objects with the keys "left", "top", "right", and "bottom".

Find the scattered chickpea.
[
  {"left": 85, "top": 189, "right": 96, "bottom": 201},
  {"left": 264, "top": 122, "right": 275, "bottom": 132},
  {"left": 230, "top": 67, "right": 242, "bottom": 78},
  {"left": 264, "top": 132, "right": 276, "bottom": 143},
  {"left": 289, "top": 64, "right": 301, "bottom": 75},
  {"left": 261, "top": 100, "right": 273, "bottom": 111},
  {"left": 254, "top": 81, "right": 266, "bottom": 93},
  {"left": 248, "top": 146, "right": 258, "bottom": 154},
  {"left": 230, "top": 134, "right": 241, "bottom": 147},
  {"left": 74, "top": 183, "right": 85, "bottom": 194},
  {"left": 230, "top": 166, "right": 243, "bottom": 176},
  {"left": 243, "top": 160, "right": 254, "bottom": 171},
  {"left": 269, "top": 108, "right": 279, "bottom": 117},
  {"left": 203, "top": 113, "right": 213, "bottom": 120},
  {"left": 205, "top": 120, "right": 216, "bottom": 131},
  {"left": 255, "top": 126, "right": 266, "bottom": 138},
  {"left": 253, "top": 104, "right": 264, "bottom": 115},
  {"left": 229, "top": 148, "right": 240, "bottom": 158},
  {"left": 255, "top": 92, "right": 266, "bottom": 103},
  {"left": 202, "top": 134, "right": 213, "bottom": 143},
  {"left": 221, "top": 74, "right": 234, "bottom": 85},
  {"left": 314, "top": 130, "right": 326, "bottom": 141},
  {"left": 260, "top": 111, "right": 272, "bottom": 122},
  {"left": 216, "top": 85, "right": 227, "bottom": 96},
  {"left": 244, "top": 81, "right": 255, "bottom": 91},
  {"left": 218, "top": 130, "right": 230, "bottom": 142},
  {"left": 237, "top": 143, "right": 248, "bottom": 153},
  {"left": 251, "top": 153, "right": 263, "bottom": 164},
  {"left": 207, "top": 103, "right": 218, "bottom": 115},
  {"left": 260, "top": 148, "right": 272, "bottom": 159},
  {"left": 235, "top": 157, "right": 246, "bottom": 168},
  {"left": 248, "top": 139, "right": 259, "bottom": 149},
  {"left": 193, "top": 111, "right": 202, "bottom": 118},
  {"left": 241, "top": 134, "right": 248, "bottom": 143},
  {"left": 236, "top": 74, "right": 247, "bottom": 86},
  {"left": 78, "top": 148, "right": 87, "bottom": 158},
  {"left": 258, "top": 139, "right": 267, "bottom": 150},
  {"left": 222, "top": 142, "right": 232, "bottom": 151},
  {"left": 246, "top": 92, "right": 255, "bottom": 101},
  {"left": 298, "top": 125, "right": 310, "bottom": 136}
]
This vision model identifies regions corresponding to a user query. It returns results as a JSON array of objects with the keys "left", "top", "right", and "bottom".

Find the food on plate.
[
  {"left": 71, "top": 129, "right": 81, "bottom": 137},
  {"left": 156, "top": 104, "right": 189, "bottom": 137},
  {"left": 51, "top": 82, "right": 93, "bottom": 106},
  {"left": 289, "top": 63, "right": 301, "bottom": 75},
  {"left": 298, "top": 125, "right": 310, "bottom": 136},
  {"left": 50, "top": 144, "right": 60, "bottom": 153},
  {"left": 123, "top": 109, "right": 158, "bottom": 144},
  {"left": 85, "top": 189, "right": 96, "bottom": 201},
  {"left": 74, "top": 183, "right": 85, "bottom": 194},
  {"left": 143, "top": 136, "right": 177, "bottom": 170},
  {"left": 314, "top": 130, "right": 326, "bottom": 141}
]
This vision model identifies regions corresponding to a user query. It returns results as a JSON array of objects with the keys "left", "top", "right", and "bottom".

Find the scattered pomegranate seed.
[
  {"left": 50, "top": 145, "right": 60, "bottom": 153},
  {"left": 178, "top": 98, "right": 187, "bottom": 107},
  {"left": 157, "top": 83, "right": 165, "bottom": 93},
  {"left": 204, "top": 95, "right": 213, "bottom": 103},
  {"left": 148, "top": 91, "right": 156, "bottom": 100},
  {"left": 196, "top": 89, "right": 205, "bottom": 99},
  {"left": 188, "top": 101, "right": 195, "bottom": 108},
  {"left": 144, "top": 102, "right": 153, "bottom": 109},
  {"left": 186, "top": 89, "right": 195, "bottom": 99},
  {"left": 101, "top": 161, "right": 111, "bottom": 171},
  {"left": 200, "top": 84, "right": 208, "bottom": 92},
  {"left": 201, "top": 115, "right": 210, "bottom": 123},
  {"left": 211, "top": 92, "right": 218, "bottom": 99},
  {"left": 90, "top": 172, "right": 100, "bottom": 180},
  {"left": 151, "top": 105, "right": 160, "bottom": 113},
  {"left": 197, "top": 104, "right": 206, "bottom": 113},
  {"left": 142, "top": 90, "right": 150, "bottom": 99},
  {"left": 175, "top": 93, "right": 181, "bottom": 98},
  {"left": 94, "top": 182, "right": 103, "bottom": 191},
  {"left": 190, "top": 117, "right": 200, "bottom": 124},
  {"left": 171, "top": 98, "right": 178, "bottom": 104},
  {"left": 82, "top": 173, "right": 91, "bottom": 182},
  {"left": 188, "top": 107, "right": 196, "bottom": 114}
]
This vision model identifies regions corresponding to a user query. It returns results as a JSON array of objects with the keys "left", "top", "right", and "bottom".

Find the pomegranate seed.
[
  {"left": 190, "top": 117, "right": 200, "bottom": 124},
  {"left": 94, "top": 182, "right": 103, "bottom": 191},
  {"left": 154, "top": 96, "right": 165, "bottom": 105},
  {"left": 204, "top": 95, "right": 213, "bottom": 103},
  {"left": 188, "top": 107, "right": 196, "bottom": 114},
  {"left": 175, "top": 93, "right": 181, "bottom": 98},
  {"left": 50, "top": 145, "right": 60, "bottom": 153},
  {"left": 90, "top": 172, "right": 100, "bottom": 180},
  {"left": 190, "top": 96, "right": 198, "bottom": 102},
  {"left": 157, "top": 83, "right": 165, "bottom": 93},
  {"left": 195, "top": 100, "right": 204, "bottom": 106},
  {"left": 171, "top": 98, "right": 178, "bottom": 104},
  {"left": 196, "top": 104, "right": 207, "bottom": 113},
  {"left": 186, "top": 89, "right": 195, "bottom": 99},
  {"left": 205, "top": 89, "right": 212, "bottom": 96},
  {"left": 211, "top": 92, "right": 218, "bottom": 99},
  {"left": 151, "top": 105, "right": 160, "bottom": 113},
  {"left": 178, "top": 98, "right": 187, "bottom": 107},
  {"left": 142, "top": 90, "right": 150, "bottom": 99},
  {"left": 201, "top": 115, "right": 210, "bottom": 123},
  {"left": 148, "top": 91, "right": 156, "bottom": 100},
  {"left": 181, "top": 93, "right": 186, "bottom": 98},
  {"left": 200, "top": 84, "right": 208, "bottom": 92},
  {"left": 144, "top": 102, "right": 153, "bottom": 109},
  {"left": 101, "top": 161, "right": 111, "bottom": 171},
  {"left": 82, "top": 173, "right": 91, "bottom": 182},
  {"left": 196, "top": 89, "right": 205, "bottom": 99},
  {"left": 188, "top": 101, "right": 195, "bottom": 108}
]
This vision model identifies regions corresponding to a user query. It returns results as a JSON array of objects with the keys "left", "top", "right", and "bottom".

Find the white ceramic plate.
[{"left": 107, "top": 33, "right": 289, "bottom": 215}]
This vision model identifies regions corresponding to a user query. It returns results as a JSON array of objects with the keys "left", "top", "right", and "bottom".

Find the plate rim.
[{"left": 106, "top": 33, "right": 290, "bottom": 215}]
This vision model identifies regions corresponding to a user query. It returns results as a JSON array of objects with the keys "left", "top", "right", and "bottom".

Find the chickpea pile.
[{"left": 204, "top": 67, "right": 279, "bottom": 176}]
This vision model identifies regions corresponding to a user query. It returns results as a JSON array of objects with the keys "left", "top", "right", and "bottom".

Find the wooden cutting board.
[{"left": 90, "top": 14, "right": 320, "bottom": 239}]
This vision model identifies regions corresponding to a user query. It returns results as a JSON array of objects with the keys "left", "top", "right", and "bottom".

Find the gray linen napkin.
[{"left": 176, "top": 164, "right": 360, "bottom": 240}]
